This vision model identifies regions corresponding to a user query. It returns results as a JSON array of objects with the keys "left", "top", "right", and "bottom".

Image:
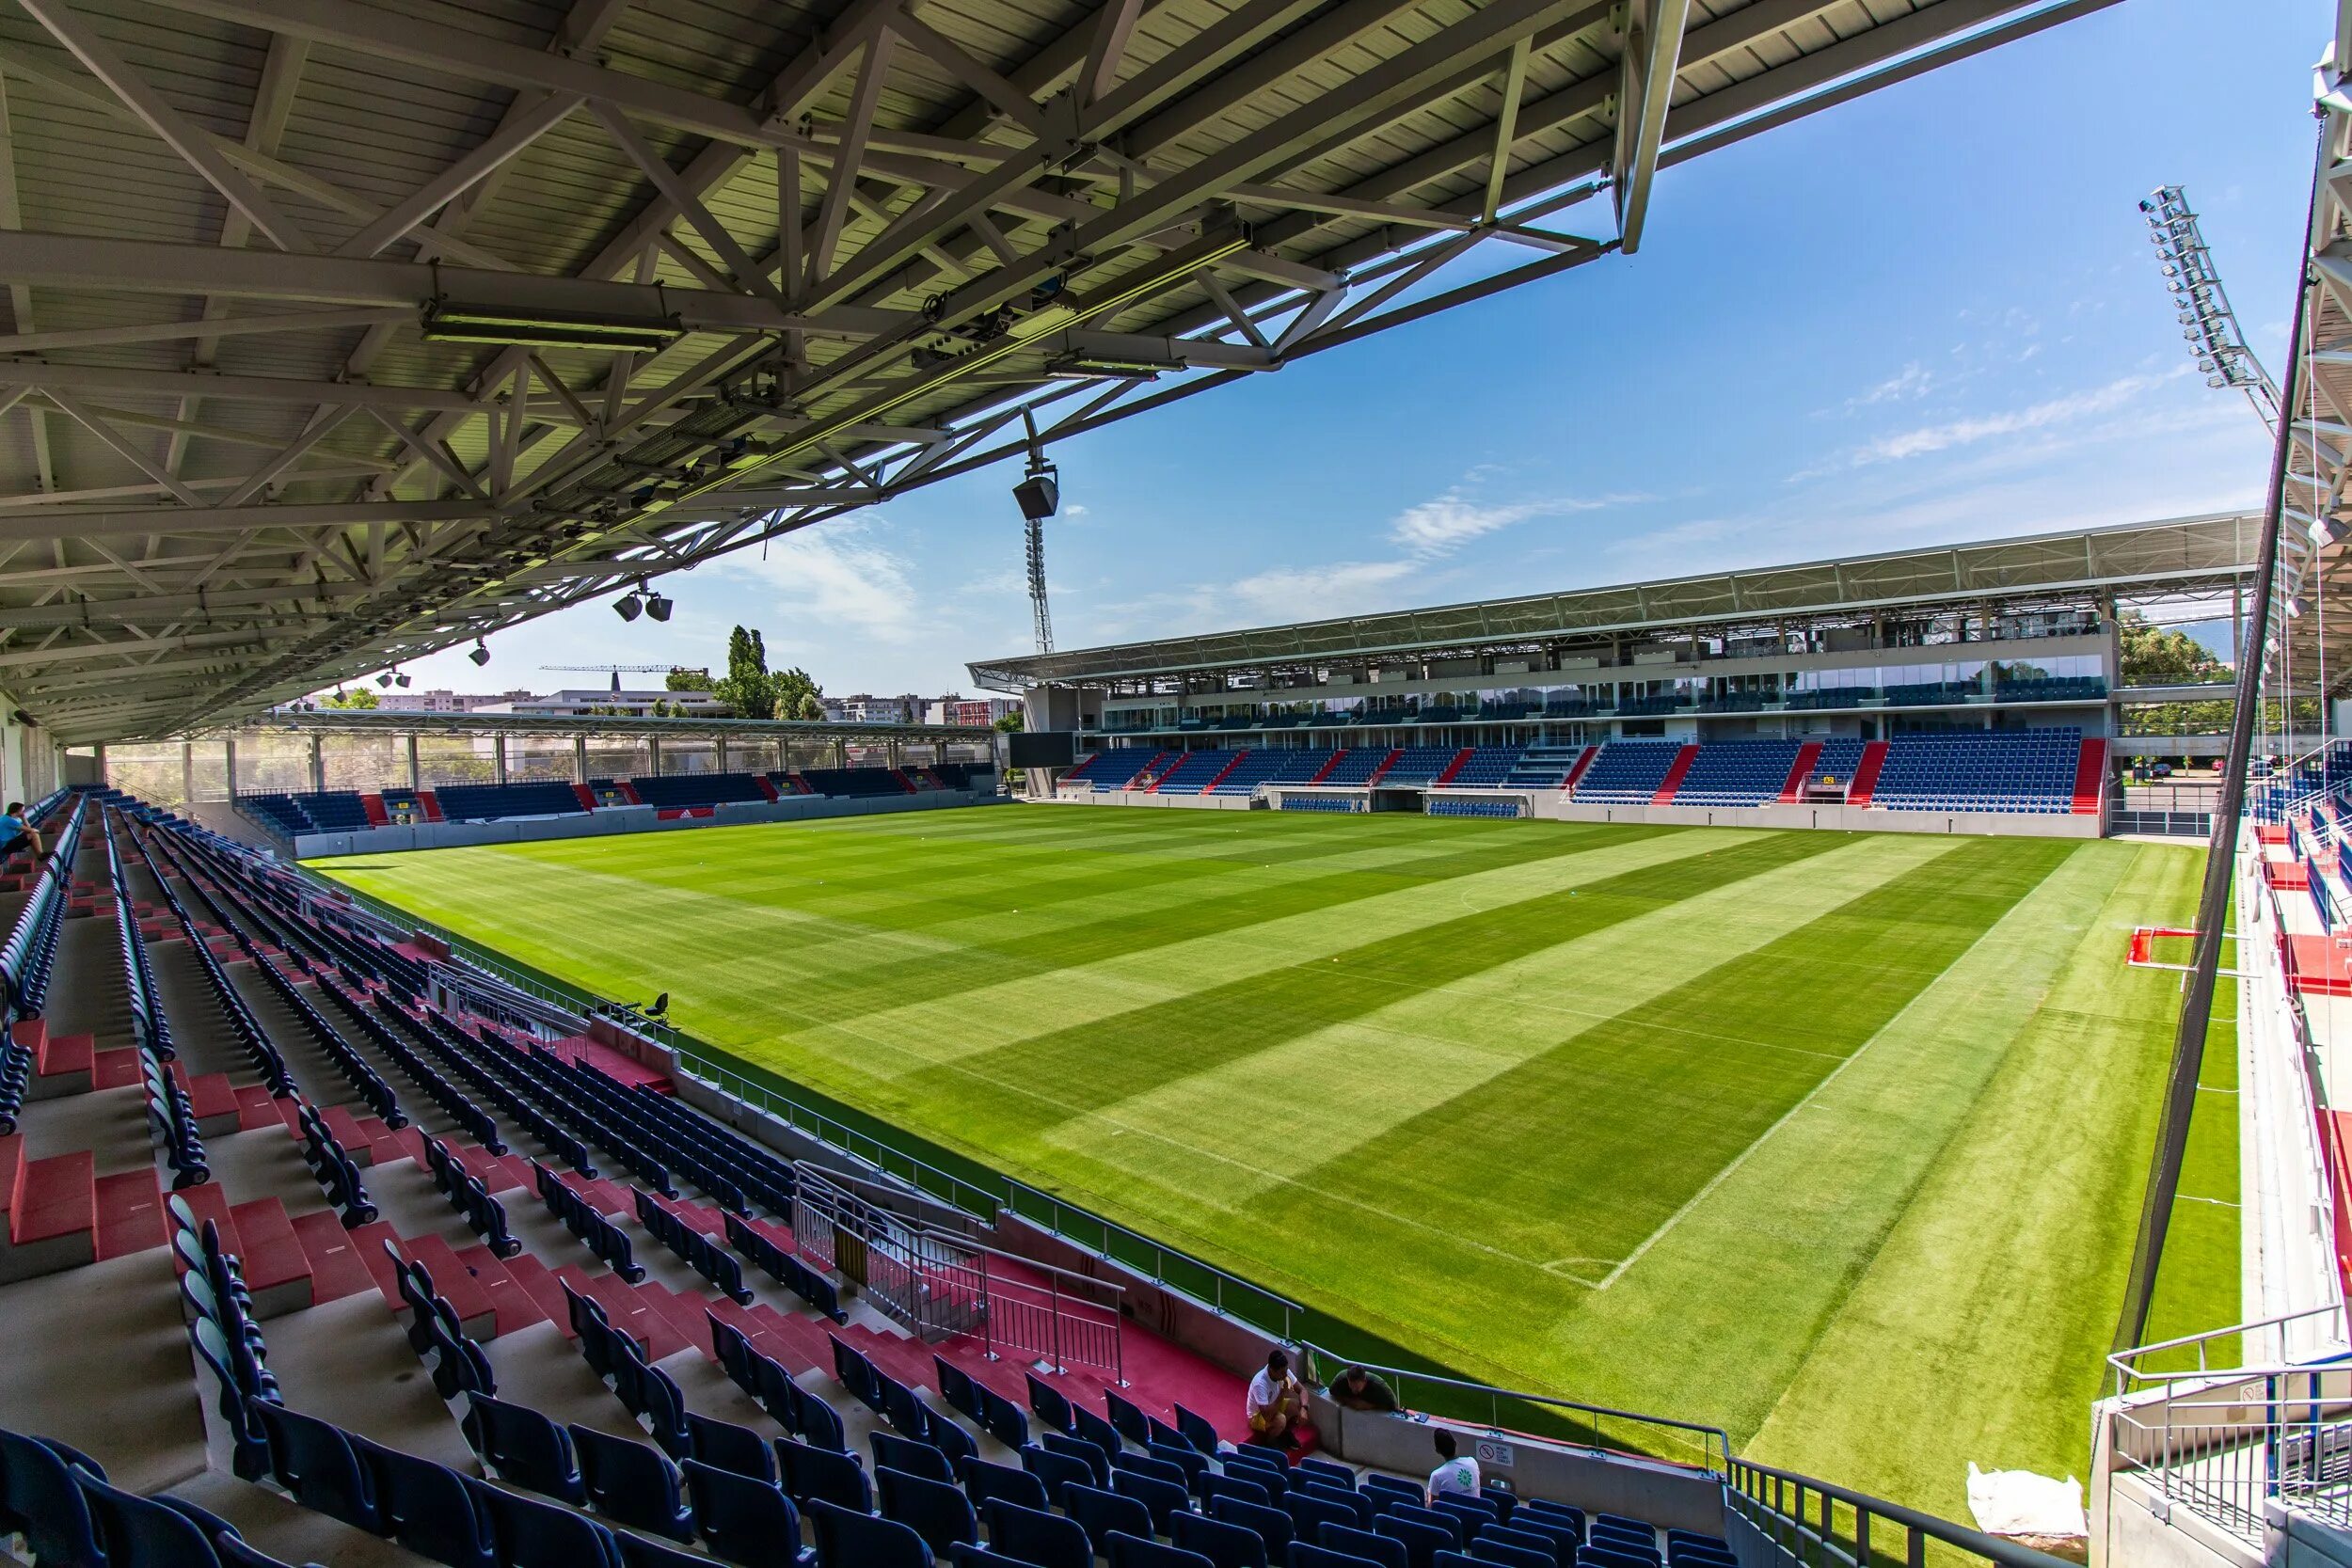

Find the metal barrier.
[
  {"left": 2103, "top": 1307, "right": 2352, "bottom": 1544},
  {"left": 1301, "top": 1350, "right": 1729, "bottom": 1476},
  {"left": 1725, "top": 1458, "right": 2078, "bottom": 1568},
  {"left": 791, "top": 1163, "right": 1125, "bottom": 1378}
]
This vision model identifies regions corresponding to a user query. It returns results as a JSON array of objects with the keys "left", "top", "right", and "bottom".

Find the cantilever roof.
[
  {"left": 967, "top": 512, "right": 2262, "bottom": 689},
  {"left": 0, "top": 0, "right": 2121, "bottom": 741}
]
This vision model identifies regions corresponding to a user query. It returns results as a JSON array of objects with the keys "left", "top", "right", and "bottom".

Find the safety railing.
[
  {"left": 1725, "top": 1457, "right": 2078, "bottom": 1568},
  {"left": 2103, "top": 1360, "right": 2352, "bottom": 1543},
  {"left": 1305, "top": 1350, "right": 1729, "bottom": 1475}
]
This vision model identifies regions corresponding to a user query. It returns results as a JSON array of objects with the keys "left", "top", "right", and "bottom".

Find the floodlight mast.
[
  {"left": 1015, "top": 409, "right": 1058, "bottom": 656},
  {"left": 2141, "top": 185, "right": 2281, "bottom": 433}
]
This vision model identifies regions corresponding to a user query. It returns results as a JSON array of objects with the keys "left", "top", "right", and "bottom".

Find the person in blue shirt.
[{"left": 0, "top": 803, "right": 42, "bottom": 862}]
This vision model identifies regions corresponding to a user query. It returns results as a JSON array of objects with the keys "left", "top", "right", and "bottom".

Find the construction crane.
[
  {"left": 542, "top": 663, "right": 685, "bottom": 694},
  {"left": 2140, "top": 185, "right": 2280, "bottom": 433}
]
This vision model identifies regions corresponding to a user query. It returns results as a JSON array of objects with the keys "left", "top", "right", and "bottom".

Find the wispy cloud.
[
  {"left": 1790, "top": 370, "right": 2183, "bottom": 480},
  {"left": 1225, "top": 559, "right": 1421, "bottom": 621},
  {"left": 714, "top": 517, "right": 919, "bottom": 640},
  {"left": 1844, "top": 361, "right": 1934, "bottom": 410},
  {"left": 1386, "top": 488, "right": 1642, "bottom": 557}
]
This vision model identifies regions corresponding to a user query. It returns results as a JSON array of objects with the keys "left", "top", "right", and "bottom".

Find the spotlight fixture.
[
  {"left": 1012, "top": 467, "right": 1059, "bottom": 523},
  {"left": 468, "top": 641, "right": 490, "bottom": 667},
  {"left": 396, "top": 672, "right": 412, "bottom": 689},
  {"left": 644, "top": 592, "right": 673, "bottom": 623},
  {"left": 614, "top": 592, "right": 644, "bottom": 623},
  {"left": 420, "top": 301, "right": 681, "bottom": 354},
  {"left": 376, "top": 673, "right": 394, "bottom": 689},
  {"left": 2140, "top": 186, "right": 2278, "bottom": 428}
]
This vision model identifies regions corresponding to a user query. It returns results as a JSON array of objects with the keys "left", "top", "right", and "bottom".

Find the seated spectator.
[
  {"left": 1427, "top": 1430, "right": 1480, "bottom": 1500},
  {"left": 0, "top": 802, "right": 42, "bottom": 862},
  {"left": 1246, "top": 1349, "right": 1311, "bottom": 1450},
  {"left": 1327, "top": 1366, "right": 1398, "bottom": 1413}
]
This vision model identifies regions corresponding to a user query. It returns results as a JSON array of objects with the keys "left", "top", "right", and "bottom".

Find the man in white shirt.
[
  {"left": 1428, "top": 1429, "right": 1480, "bottom": 1500},
  {"left": 1245, "top": 1348, "right": 1305, "bottom": 1449}
]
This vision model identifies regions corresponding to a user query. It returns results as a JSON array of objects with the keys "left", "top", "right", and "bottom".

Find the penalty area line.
[{"left": 1595, "top": 895, "right": 2031, "bottom": 1291}]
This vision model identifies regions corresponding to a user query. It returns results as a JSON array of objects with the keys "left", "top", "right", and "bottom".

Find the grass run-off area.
[{"left": 318, "top": 805, "right": 2235, "bottom": 1517}]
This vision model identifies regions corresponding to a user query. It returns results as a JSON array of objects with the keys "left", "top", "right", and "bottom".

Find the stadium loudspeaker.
[{"left": 1012, "top": 471, "right": 1058, "bottom": 521}]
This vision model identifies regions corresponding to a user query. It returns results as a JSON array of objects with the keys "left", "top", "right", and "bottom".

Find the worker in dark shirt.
[{"left": 1327, "top": 1364, "right": 1399, "bottom": 1413}]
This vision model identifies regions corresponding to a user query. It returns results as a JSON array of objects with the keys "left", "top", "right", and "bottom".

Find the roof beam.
[
  {"left": 0, "top": 361, "right": 489, "bottom": 414},
  {"left": 341, "top": 90, "right": 585, "bottom": 258},
  {"left": 0, "top": 499, "right": 499, "bottom": 540},
  {"left": 0, "top": 231, "right": 905, "bottom": 337},
  {"left": 1610, "top": 0, "right": 1691, "bottom": 251}
]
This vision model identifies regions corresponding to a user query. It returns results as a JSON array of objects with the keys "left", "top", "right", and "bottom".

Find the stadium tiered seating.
[
  {"left": 241, "top": 790, "right": 372, "bottom": 835},
  {"left": 1152, "top": 750, "right": 1239, "bottom": 794},
  {"left": 1572, "top": 741, "right": 1686, "bottom": 802},
  {"left": 1785, "top": 688, "right": 1866, "bottom": 710},
  {"left": 801, "top": 767, "right": 914, "bottom": 797},
  {"left": 1442, "top": 747, "right": 1524, "bottom": 786},
  {"left": 1067, "top": 748, "right": 1163, "bottom": 790},
  {"left": 1994, "top": 674, "right": 2107, "bottom": 702},
  {"left": 628, "top": 772, "right": 770, "bottom": 809},
  {"left": 1668, "top": 740, "right": 1803, "bottom": 806},
  {"left": 434, "top": 781, "right": 591, "bottom": 822},
  {"left": 1206, "top": 749, "right": 1335, "bottom": 796},
  {"left": 1503, "top": 745, "right": 1586, "bottom": 788},
  {"left": 1868, "top": 728, "right": 2083, "bottom": 813},
  {"left": 1320, "top": 749, "right": 1391, "bottom": 785},
  {"left": 1429, "top": 797, "right": 1524, "bottom": 818},
  {"left": 1375, "top": 747, "right": 1466, "bottom": 785},
  {"left": 1881, "top": 681, "right": 1978, "bottom": 707}
]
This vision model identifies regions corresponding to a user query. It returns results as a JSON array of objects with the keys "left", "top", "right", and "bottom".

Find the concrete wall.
[
  {"left": 290, "top": 787, "right": 1004, "bottom": 858},
  {"left": 1054, "top": 789, "right": 1258, "bottom": 811}
]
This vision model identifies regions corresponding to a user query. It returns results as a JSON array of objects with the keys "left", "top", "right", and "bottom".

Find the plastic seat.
[
  {"left": 1302, "top": 1484, "right": 1375, "bottom": 1528},
  {"left": 978, "top": 1387, "right": 1031, "bottom": 1451},
  {"left": 1468, "top": 1541, "right": 1555, "bottom": 1568},
  {"left": 1021, "top": 1445, "right": 1098, "bottom": 1508},
  {"left": 1067, "top": 1481, "right": 1156, "bottom": 1545},
  {"left": 1107, "top": 1532, "right": 1217, "bottom": 1568},
  {"left": 1173, "top": 1510, "right": 1272, "bottom": 1568},
  {"left": 1362, "top": 1476, "right": 1423, "bottom": 1506},
  {"left": 1476, "top": 1526, "right": 1565, "bottom": 1567},
  {"left": 878, "top": 1464, "right": 979, "bottom": 1556},
  {"left": 574, "top": 1424, "right": 694, "bottom": 1543},
  {"left": 1377, "top": 1516, "right": 1454, "bottom": 1568},
  {"left": 76, "top": 1472, "right": 228, "bottom": 1568},
  {"left": 357, "top": 1437, "right": 498, "bottom": 1568},
  {"left": 1105, "top": 1391, "right": 1152, "bottom": 1448},
  {"left": 1149, "top": 1443, "right": 1212, "bottom": 1494},
  {"left": 809, "top": 1496, "right": 935, "bottom": 1568},
  {"left": 463, "top": 1393, "right": 584, "bottom": 1504},
  {"left": 216, "top": 1537, "right": 325, "bottom": 1568},
  {"left": 252, "top": 1404, "right": 380, "bottom": 1532},
  {"left": 780, "top": 1436, "right": 872, "bottom": 1514},
  {"left": 1502, "top": 1516, "right": 1581, "bottom": 1566},
  {"left": 934, "top": 1358, "right": 983, "bottom": 1425},
  {"left": 927, "top": 1412, "right": 977, "bottom": 1468},
  {"left": 983, "top": 1497, "right": 1094, "bottom": 1568},
  {"left": 1117, "top": 1469, "right": 1193, "bottom": 1536},
  {"left": 686, "top": 1460, "right": 812, "bottom": 1568},
  {"left": 475, "top": 1478, "right": 628, "bottom": 1568},
  {"left": 960, "top": 1454, "right": 1049, "bottom": 1515},
  {"left": 1385, "top": 1506, "right": 1462, "bottom": 1546},
  {"left": 1321, "top": 1525, "right": 1409, "bottom": 1568},
  {"left": 1432, "top": 1497, "right": 1496, "bottom": 1539},
  {"left": 1288, "top": 1492, "right": 1359, "bottom": 1542},
  {"left": 0, "top": 1427, "right": 107, "bottom": 1568},
  {"left": 874, "top": 1430, "right": 955, "bottom": 1484},
  {"left": 1298, "top": 1547, "right": 1391, "bottom": 1568},
  {"left": 688, "top": 1414, "right": 778, "bottom": 1483},
  {"left": 1202, "top": 1472, "right": 1272, "bottom": 1511},
  {"left": 952, "top": 1548, "right": 1038, "bottom": 1568},
  {"left": 1213, "top": 1496, "right": 1295, "bottom": 1555}
]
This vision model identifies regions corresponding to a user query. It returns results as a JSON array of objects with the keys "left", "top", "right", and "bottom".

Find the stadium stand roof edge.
[{"left": 968, "top": 511, "right": 2263, "bottom": 689}]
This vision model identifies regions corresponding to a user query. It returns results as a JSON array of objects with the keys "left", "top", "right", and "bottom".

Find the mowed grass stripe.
[
  {"left": 1241, "top": 836, "right": 2070, "bottom": 1354},
  {"left": 817, "top": 825, "right": 1739, "bottom": 1065},
  {"left": 1053, "top": 832, "right": 1965, "bottom": 1209},
  {"left": 1740, "top": 841, "right": 2202, "bottom": 1516},
  {"left": 1540, "top": 839, "right": 2142, "bottom": 1448},
  {"left": 883, "top": 830, "right": 1848, "bottom": 1136}
]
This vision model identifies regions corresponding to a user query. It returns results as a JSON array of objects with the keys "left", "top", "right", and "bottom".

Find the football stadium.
[{"left": 0, "top": 5, "right": 2336, "bottom": 1568}]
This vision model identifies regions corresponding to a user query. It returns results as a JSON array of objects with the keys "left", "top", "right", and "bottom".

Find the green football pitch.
[{"left": 316, "top": 805, "right": 2234, "bottom": 1516}]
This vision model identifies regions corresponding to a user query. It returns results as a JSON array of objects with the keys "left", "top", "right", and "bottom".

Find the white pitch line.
[{"left": 1595, "top": 881, "right": 2047, "bottom": 1291}]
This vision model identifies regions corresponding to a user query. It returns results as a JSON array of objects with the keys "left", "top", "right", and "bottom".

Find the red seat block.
[{"left": 14, "top": 1150, "right": 92, "bottom": 1243}]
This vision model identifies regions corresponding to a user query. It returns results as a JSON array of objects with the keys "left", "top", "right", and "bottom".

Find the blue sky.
[{"left": 393, "top": 0, "right": 2321, "bottom": 701}]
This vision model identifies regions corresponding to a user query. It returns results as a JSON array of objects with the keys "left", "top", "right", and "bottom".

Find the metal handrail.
[
  {"left": 1302, "top": 1347, "right": 1730, "bottom": 1475},
  {"left": 2109, "top": 1304, "right": 2351, "bottom": 1389},
  {"left": 1726, "top": 1456, "right": 2079, "bottom": 1568}
]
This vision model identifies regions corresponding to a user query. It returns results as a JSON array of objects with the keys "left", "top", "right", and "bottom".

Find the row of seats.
[
  {"left": 1569, "top": 743, "right": 1683, "bottom": 802},
  {"left": 241, "top": 791, "right": 371, "bottom": 837},
  {"left": 1668, "top": 741, "right": 1802, "bottom": 807},
  {"left": 629, "top": 773, "right": 771, "bottom": 810},
  {"left": 1427, "top": 799, "right": 1523, "bottom": 819},
  {"left": 437, "top": 782, "right": 588, "bottom": 823},
  {"left": 1870, "top": 729, "right": 2084, "bottom": 814},
  {"left": 799, "top": 768, "right": 914, "bottom": 798}
]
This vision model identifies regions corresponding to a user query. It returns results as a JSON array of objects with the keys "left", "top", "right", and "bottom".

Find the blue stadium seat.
[
  {"left": 1570, "top": 742, "right": 1685, "bottom": 802},
  {"left": 0, "top": 1430, "right": 106, "bottom": 1568},
  {"left": 1109, "top": 1533, "right": 1218, "bottom": 1568},
  {"left": 358, "top": 1441, "right": 499, "bottom": 1568},
  {"left": 1067, "top": 1482, "right": 1155, "bottom": 1547},
  {"left": 1174, "top": 1509, "right": 1272, "bottom": 1568},
  {"left": 573, "top": 1426, "right": 694, "bottom": 1543},
  {"left": 809, "top": 1497, "right": 935, "bottom": 1568},
  {"left": 984, "top": 1497, "right": 1094, "bottom": 1568},
  {"left": 961, "top": 1455, "right": 1049, "bottom": 1516},
  {"left": 465, "top": 1395, "right": 583, "bottom": 1503},
  {"left": 1321, "top": 1524, "right": 1409, "bottom": 1568},
  {"left": 878, "top": 1465, "right": 981, "bottom": 1557},
  {"left": 687, "top": 1460, "right": 813, "bottom": 1567},
  {"left": 778, "top": 1437, "right": 871, "bottom": 1515}
]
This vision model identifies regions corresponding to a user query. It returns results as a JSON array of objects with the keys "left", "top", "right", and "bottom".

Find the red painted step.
[
  {"left": 571, "top": 783, "right": 598, "bottom": 813},
  {"left": 1200, "top": 752, "right": 1248, "bottom": 793},
  {"left": 456, "top": 1243, "right": 548, "bottom": 1338},
  {"left": 1779, "top": 741, "right": 1823, "bottom": 803},
  {"left": 36, "top": 1030, "right": 93, "bottom": 1085},
  {"left": 1847, "top": 740, "right": 1889, "bottom": 806},
  {"left": 1560, "top": 746, "right": 1598, "bottom": 792},
  {"left": 755, "top": 776, "right": 781, "bottom": 802},
  {"left": 399, "top": 1232, "right": 495, "bottom": 1338},
  {"left": 94, "top": 1169, "right": 165, "bottom": 1260},
  {"left": 416, "top": 791, "right": 445, "bottom": 823},
  {"left": 501, "top": 1250, "right": 575, "bottom": 1331},
  {"left": 91, "top": 1049, "right": 140, "bottom": 1092},
  {"left": 1308, "top": 752, "right": 1345, "bottom": 784},
  {"left": 2072, "top": 738, "right": 2108, "bottom": 815},
  {"left": 359, "top": 793, "right": 389, "bottom": 828},
  {"left": 1430, "top": 748, "right": 1475, "bottom": 787},
  {"left": 227, "top": 1198, "right": 316, "bottom": 1317},
  {"left": 1650, "top": 744, "right": 1699, "bottom": 805},
  {"left": 16, "top": 1151, "right": 94, "bottom": 1245},
  {"left": 233, "top": 1085, "right": 283, "bottom": 1132},
  {"left": 1362, "top": 749, "right": 1406, "bottom": 787},
  {"left": 291, "top": 1209, "right": 381, "bottom": 1305}
]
